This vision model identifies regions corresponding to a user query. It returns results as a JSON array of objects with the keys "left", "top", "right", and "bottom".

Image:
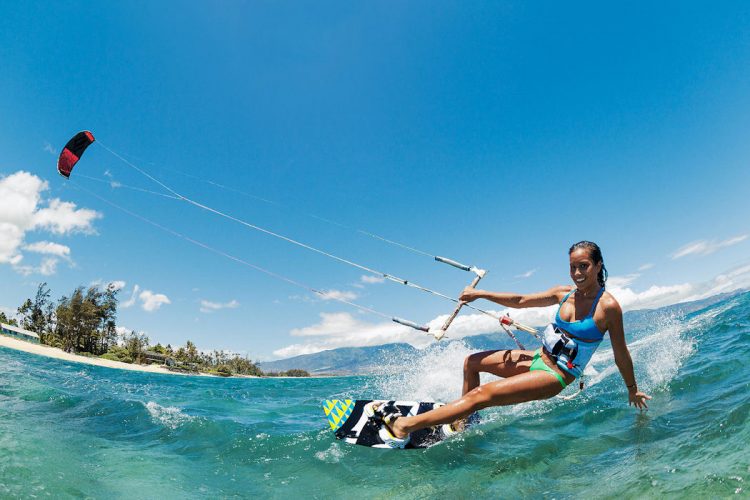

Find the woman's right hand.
[
  {"left": 459, "top": 287, "right": 481, "bottom": 303},
  {"left": 629, "top": 388, "right": 652, "bottom": 410}
]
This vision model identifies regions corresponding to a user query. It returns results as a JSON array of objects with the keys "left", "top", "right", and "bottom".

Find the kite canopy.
[{"left": 57, "top": 131, "right": 95, "bottom": 178}]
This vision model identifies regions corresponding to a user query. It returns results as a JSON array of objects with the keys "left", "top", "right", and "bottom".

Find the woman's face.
[{"left": 569, "top": 248, "right": 602, "bottom": 289}]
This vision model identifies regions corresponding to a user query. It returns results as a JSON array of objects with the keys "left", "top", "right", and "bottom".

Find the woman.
[{"left": 367, "top": 241, "right": 652, "bottom": 448}]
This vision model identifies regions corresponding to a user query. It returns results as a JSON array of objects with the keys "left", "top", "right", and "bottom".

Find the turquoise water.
[{"left": 1, "top": 293, "right": 749, "bottom": 498}]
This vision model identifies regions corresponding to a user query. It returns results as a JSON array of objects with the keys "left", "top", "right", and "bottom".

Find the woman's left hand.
[
  {"left": 629, "top": 389, "right": 651, "bottom": 410},
  {"left": 459, "top": 287, "right": 481, "bottom": 303}
]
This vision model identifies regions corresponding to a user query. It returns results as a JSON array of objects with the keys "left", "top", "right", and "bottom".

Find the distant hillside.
[
  {"left": 260, "top": 332, "right": 532, "bottom": 375},
  {"left": 261, "top": 289, "right": 748, "bottom": 375},
  {"left": 260, "top": 344, "right": 418, "bottom": 375}
]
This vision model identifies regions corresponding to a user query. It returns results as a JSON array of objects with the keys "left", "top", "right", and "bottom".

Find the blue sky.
[{"left": 1, "top": 1, "right": 749, "bottom": 359}]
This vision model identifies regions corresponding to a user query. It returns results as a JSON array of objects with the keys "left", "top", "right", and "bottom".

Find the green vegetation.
[
  {"left": 0, "top": 311, "right": 18, "bottom": 326},
  {"left": 6, "top": 282, "right": 308, "bottom": 378}
]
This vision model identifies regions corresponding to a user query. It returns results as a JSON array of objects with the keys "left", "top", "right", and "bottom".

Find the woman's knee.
[
  {"left": 464, "top": 350, "right": 508, "bottom": 374},
  {"left": 463, "top": 354, "right": 472, "bottom": 373},
  {"left": 463, "top": 385, "right": 494, "bottom": 411},
  {"left": 463, "top": 352, "right": 484, "bottom": 373}
]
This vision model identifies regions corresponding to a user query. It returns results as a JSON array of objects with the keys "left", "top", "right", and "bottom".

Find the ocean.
[{"left": 1, "top": 292, "right": 749, "bottom": 498}]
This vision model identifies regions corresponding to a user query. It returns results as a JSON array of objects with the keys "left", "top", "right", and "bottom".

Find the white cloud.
[
  {"left": 139, "top": 290, "right": 171, "bottom": 312},
  {"left": 360, "top": 275, "right": 385, "bottom": 284},
  {"left": 608, "top": 282, "right": 695, "bottom": 310},
  {"left": 43, "top": 142, "right": 57, "bottom": 155},
  {"left": 108, "top": 281, "right": 127, "bottom": 291},
  {"left": 607, "top": 273, "right": 640, "bottom": 288},
  {"left": 638, "top": 263, "right": 654, "bottom": 271},
  {"left": 274, "top": 312, "right": 430, "bottom": 358},
  {"left": 288, "top": 312, "right": 362, "bottom": 337},
  {"left": 24, "top": 241, "right": 71, "bottom": 259},
  {"left": 0, "top": 306, "right": 15, "bottom": 320},
  {"left": 32, "top": 199, "right": 101, "bottom": 235},
  {"left": 671, "top": 235, "right": 748, "bottom": 259},
  {"left": 695, "top": 263, "right": 750, "bottom": 298},
  {"left": 116, "top": 326, "right": 151, "bottom": 340},
  {"left": 0, "top": 222, "right": 26, "bottom": 265},
  {"left": 121, "top": 285, "right": 170, "bottom": 311},
  {"left": 515, "top": 268, "right": 538, "bottom": 279},
  {"left": 39, "top": 258, "right": 58, "bottom": 276},
  {"left": 87, "top": 280, "right": 127, "bottom": 291},
  {"left": 319, "top": 289, "right": 359, "bottom": 301},
  {"left": 121, "top": 285, "right": 140, "bottom": 308},
  {"left": 89, "top": 280, "right": 126, "bottom": 292},
  {"left": 608, "top": 261, "right": 750, "bottom": 310},
  {"left": 0, "top": 172, "right": 46, "bottom": 264},
  {"left": 721, "top": 263, "right": 750, "bottom": 279},
  {"left": 15, "top": 257, "right": 60, "bottom": 276},
  {"left": 200, "top": 299, "right": 240, "bottom": 313},
  {"left": 273, "top": 344, "right": 330, "bottom": 358},
  {"left": 0, "top": 171, "right": 101, "bottom": 275}
]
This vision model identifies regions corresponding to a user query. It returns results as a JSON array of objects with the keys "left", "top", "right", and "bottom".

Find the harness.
[{"left": 543, "top": 288, "right": 606, "bottom": 393}]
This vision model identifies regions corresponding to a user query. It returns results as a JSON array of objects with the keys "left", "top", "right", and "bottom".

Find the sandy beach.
[
  {"left": 0, "top": 335, "right": 205, "bottom": 376},
  {"left": 0, "top": 335, "right": 316, "bottom": 379}
]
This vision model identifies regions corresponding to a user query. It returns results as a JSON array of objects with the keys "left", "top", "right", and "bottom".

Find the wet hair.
[{"left": 569, "top": 241, "right": 608, "bottom": 288}]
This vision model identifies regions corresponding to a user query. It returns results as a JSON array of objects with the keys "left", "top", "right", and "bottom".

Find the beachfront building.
[
  {"left": 1, "top": 323, "right": 41, "bottom": 344},
  {"left": 142, "top": 351, "right": 176, "bottom": 367}
]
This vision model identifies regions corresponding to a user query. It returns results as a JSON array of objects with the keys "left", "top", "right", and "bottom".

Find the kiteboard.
[{"left": 323, "top": 399, "right": 477, "bottom": 449}]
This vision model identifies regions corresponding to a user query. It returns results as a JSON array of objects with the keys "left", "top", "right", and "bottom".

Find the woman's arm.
[
  {"left": 606, "top": 298, "right": 652, "bottom": 410},
  {"left": 459, "top": 285, "right": 571, "bottom": 309}
]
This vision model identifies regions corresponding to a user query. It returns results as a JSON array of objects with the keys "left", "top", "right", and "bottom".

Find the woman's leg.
[
  {"left": 463, "top": 349, "right": 536, "bottom": 395},
  {"left": 391, "top": 370, "right": 565, "bottom": 438}
]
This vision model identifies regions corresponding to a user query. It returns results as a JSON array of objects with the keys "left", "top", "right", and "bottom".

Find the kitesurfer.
[{"left": 367, "top": 241, "right": 652, "bottom": 447}]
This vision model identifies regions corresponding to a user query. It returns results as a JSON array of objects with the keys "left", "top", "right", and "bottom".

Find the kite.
[{"left": 57, "top": 131, "right": 95, "bottom": 178}]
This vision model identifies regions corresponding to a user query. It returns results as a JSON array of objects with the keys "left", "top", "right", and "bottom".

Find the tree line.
[{"left": 2, "top": 283, "right": 308, "bottom": 378}]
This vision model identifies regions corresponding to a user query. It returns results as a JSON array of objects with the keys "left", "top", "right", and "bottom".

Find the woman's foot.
[
  {"left": 364, "top": 401, "right": 411, "bottom": 447},
  {"left": 440, "top": 422, "right": 459, "bottom": 439},
  {"left": 389, "top": 415, "right": 409, "bottom": 438},
  {"left": 447, "top": 411, "right": 481, "bottom": 433}
]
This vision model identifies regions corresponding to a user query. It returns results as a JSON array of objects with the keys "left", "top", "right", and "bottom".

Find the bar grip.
[
  {"left": 392, "top": 317, "right": 429, "bottom": 332},
  {"left": 500, "top": 316, "right": 538, "bottom": 335},
  {"left": 514, "top": 322, "right": 538, "bottom": 335},
  {"left": 435, "top": 256, "right": 471, "bottom": 272}
]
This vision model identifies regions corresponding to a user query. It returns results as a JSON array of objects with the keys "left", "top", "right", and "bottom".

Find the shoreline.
[
  {"left": 0, "top": 335, "right": 218, "bottom": 377},
  {"left": 0, "top": 335, "right": 333, "bottom": 378}
]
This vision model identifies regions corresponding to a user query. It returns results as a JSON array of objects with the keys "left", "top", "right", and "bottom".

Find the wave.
[{"left": 144, "top": 401, "right": 196, "bottom": 429}]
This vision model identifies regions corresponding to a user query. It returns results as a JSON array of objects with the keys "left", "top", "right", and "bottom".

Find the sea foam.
[{"left": 144, "top": 401, "right": 195, "bottom": 429}]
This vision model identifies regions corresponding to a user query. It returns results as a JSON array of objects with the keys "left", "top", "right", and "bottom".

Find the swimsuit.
[
  {"left": 530, "top": 287, "right": 606, "bottom": 387},
  {"left": 554, "top": 287, "right": 606, "bottom": 342},
  {"left": 530, "top": 348, "right": 567, "bottom": 387}
]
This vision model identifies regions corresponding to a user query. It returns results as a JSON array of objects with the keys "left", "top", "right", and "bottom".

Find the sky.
[{"left": 1, "top": 1, "right": 749, "bottom": 360}]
